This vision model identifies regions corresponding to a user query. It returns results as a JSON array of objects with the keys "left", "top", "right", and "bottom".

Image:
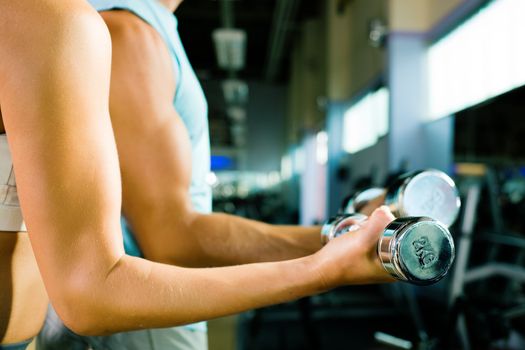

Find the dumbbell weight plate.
[
  {"left": 322, "top": 215, "right": 455, "bottom": 285},
  {"left": 379, "top": 217, "right": 455, "bottom": 285},
  {"left": 387, "top": 170, "right": 461, "bottom": 227}
]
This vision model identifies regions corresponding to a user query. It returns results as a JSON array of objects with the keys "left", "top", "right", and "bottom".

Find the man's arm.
[
  {"left": 102, "top": 10, "right": 322, "bottom": 268},
  {"left": 0, "top": 0, "right": 392, "bottom": 336}
]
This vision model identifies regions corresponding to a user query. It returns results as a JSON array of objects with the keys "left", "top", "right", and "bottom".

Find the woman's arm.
[{"left": 0, "top": 0, "right": 394, "bottom": 336}]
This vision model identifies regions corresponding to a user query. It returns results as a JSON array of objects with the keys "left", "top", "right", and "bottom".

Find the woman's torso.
[{"left": 0, "top": 110, "right": 48, "bottom": 344}]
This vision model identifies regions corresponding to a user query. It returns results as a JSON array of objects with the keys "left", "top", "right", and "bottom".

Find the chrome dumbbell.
[
  {"left": 321, "top": 214, "right": 455, "bottom": 285},
  {"left": 344, "top": 169, "right": 461, "bottom": 227}
]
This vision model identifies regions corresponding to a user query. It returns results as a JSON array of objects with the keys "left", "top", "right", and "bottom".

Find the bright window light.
[
  {"left": 316, "top": 131, "right": 328, "bottom": 165},
  {"left": 268, "top": 171, "right": 281, "bottom": 186},
  {"left": 428, "top": 0, "right": 525, "bottom": 120},
  {"left": 342, "top": 88, "right": 389, "bottom": 154},
  {"left": 281, "top": 155, "right": 292, "bottom": 180},
  {"left": 292, "top": 146, "right": 305, "bottom": 175},
  {"left": 206, "top": 172, "right": 218, "bottom": 186}
]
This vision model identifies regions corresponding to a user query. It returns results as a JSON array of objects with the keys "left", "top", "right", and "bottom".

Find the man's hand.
[{"left": 314, "top": 206, "right": 396, "bottom": 287}]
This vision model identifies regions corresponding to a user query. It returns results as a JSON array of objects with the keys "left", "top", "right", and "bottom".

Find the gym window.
[
  {"left": 428, "top": 0, "right": 525, "bottom": 120},
  {"left": 342, "top": 87, "right": 389, "bottom": 154}
]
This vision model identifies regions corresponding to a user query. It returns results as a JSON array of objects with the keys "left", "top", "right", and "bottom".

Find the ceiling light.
[
  {"left": 222, "top": 79, "right": 249, "bottom": 105},
  {"left": 212, "top": 28, "right": 247, "bottom": 71}
]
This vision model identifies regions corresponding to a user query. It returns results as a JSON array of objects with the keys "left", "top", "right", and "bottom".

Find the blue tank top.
[{"left": 89, "top": 0, "right": 211, "bottom": 332}]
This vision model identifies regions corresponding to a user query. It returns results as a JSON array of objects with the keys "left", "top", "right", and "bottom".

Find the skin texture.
[{"left": 0, "top": 0, "right": 394, "bottom": 340}]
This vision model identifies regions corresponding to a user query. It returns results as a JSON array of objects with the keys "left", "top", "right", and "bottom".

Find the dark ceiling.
[
  {"left": 175, "top": 0, "right": 320, "bottom": 82},
  {"left": 173, "top": 0, "right": 321, "bottom": 149}
]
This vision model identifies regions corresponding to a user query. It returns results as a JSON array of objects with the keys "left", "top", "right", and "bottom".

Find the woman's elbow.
[
  {"left": 58, "top": 307, "right": 105, "bottom": 336},
  {"left": 50, "top": 275, "right": 113, "bottom": 336}
]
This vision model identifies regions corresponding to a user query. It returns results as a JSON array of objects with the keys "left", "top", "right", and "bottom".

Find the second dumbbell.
[{"left": 343, "top": 169, "right": 461, "bottom": 227}]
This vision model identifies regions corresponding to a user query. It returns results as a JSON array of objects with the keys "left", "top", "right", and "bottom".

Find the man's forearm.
[
  {"left": 136, "top": 211, "right": 322, "bottom": 267},
  {"left": 187, "top": 213, "right": 323, "bottom": 266}
]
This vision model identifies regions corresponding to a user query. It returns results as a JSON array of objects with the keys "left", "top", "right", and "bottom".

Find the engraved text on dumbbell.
[
  {"left": 420, "top": 188, "right": 445, "bottom": 215},
  {"left": 412, "top": 236, "right": 437, "bottom": 269}
]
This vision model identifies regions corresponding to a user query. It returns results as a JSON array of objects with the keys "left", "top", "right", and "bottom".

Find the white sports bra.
[{"left": 0, "top": 134, "right": 26, "bottom": 232}]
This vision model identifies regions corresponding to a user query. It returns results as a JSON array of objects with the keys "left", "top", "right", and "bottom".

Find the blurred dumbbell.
[
  {"left": 321, "top": 213, "right": 455, "bottom": 285},
  {"left": 343, "top": 169, "right": 461, "bottom": 227}
]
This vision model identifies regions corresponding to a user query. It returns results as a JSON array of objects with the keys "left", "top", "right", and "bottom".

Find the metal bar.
[
  {"left": 401, "top": 284, "right": 429, "bottom": 343},
  {"left": 220, "top": 0, "right": 234, "bottom": 28},
  {"left": 457, "top": 314, "right": 470, "bottom": 350},
  {"left": 464, "top": 263, "right": 525, "bottom": 283},
  {"left": 449, "top": 182, "right": 481, "bottom": 350},
  {"left": 374, "top": 332, "right": 413, "bottom": 350},
  {"left": 449, "top": 183, "right": 481, "bottom": 304},
  {"left": 265, "top": 0, "right": 289, "bottom": 80},
  {"left": 264, "top": 0, "right": 301, "bottom": 81},
  {"left": 503, "top": 304, "right": 525, "bottom": 320},
  {"left": 477, "top": 233, "right": 525, "bottom": 249}
]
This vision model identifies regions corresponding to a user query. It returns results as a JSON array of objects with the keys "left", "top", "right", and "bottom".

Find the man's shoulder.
[
  {"left": 99, "top": 9, "right": 175, "bottom": 106},
  {"left": 100, "top": 10, "right": 165, "bottom": 52}
]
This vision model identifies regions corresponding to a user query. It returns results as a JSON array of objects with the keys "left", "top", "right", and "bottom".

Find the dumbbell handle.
[
  {"left": 343, "top": 188, "right": 386, "bottom": 215},
  {"left": 321, "top": 213, "right": 368, "bottom": 245}
]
